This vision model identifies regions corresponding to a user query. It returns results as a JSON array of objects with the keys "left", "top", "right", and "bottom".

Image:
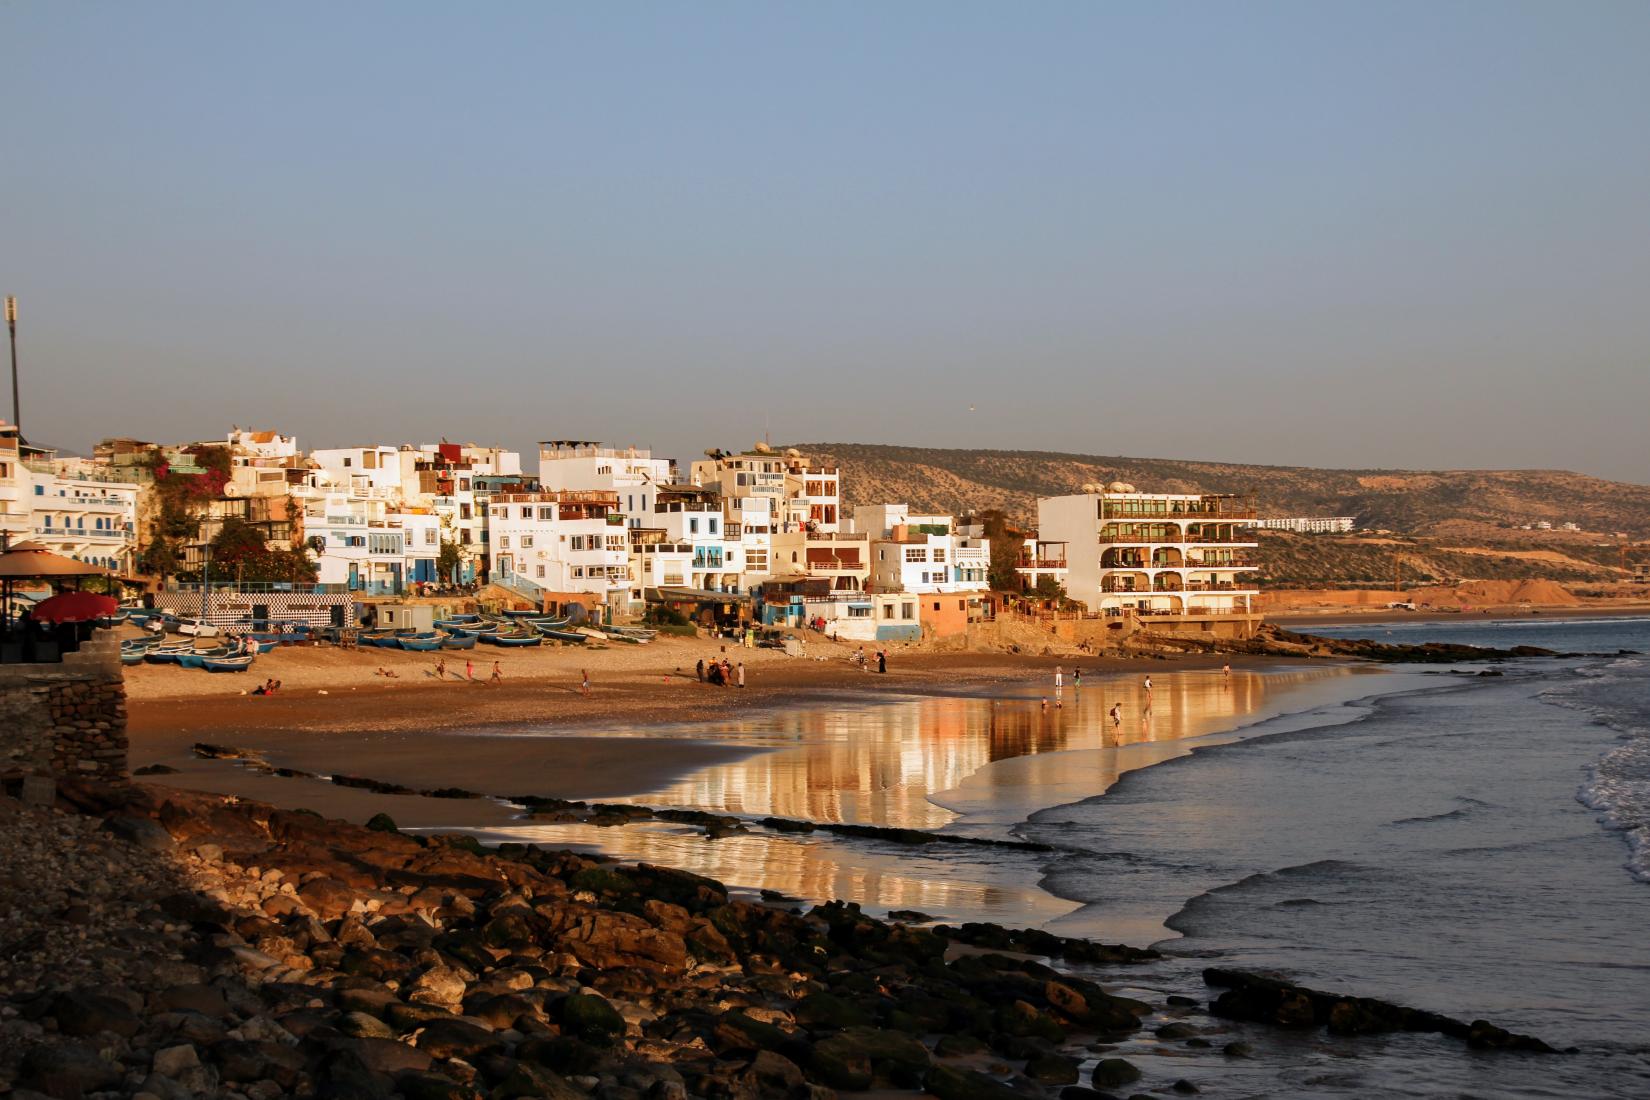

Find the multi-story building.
[
  {"left": 1256, "top": 516, "right": 1356, "bottom": 534},
  {"left": 304, "top": 493, "right": 407, "bottom": 595},
  {"left": 28, "top": 471, "right": 141, "bottom": 575},
  {"left": 486, "top": 490, "right": 630, "bottom": 611},
  {"left": 855, "top": 505, "right": 991, "bottom": 595},
  {"left": 1035, "top": 487, "right": 1260, "bottom": 636},
  {"left": 0, "top": 421, "right": 30, "bottom": 547},
  {"left": 538, "top": 441, "right": 676, "bottom": 525}
]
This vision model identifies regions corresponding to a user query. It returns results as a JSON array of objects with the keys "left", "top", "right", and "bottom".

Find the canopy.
[
  {"left": 31, "top": 591, "right": 119, "bottom": 623},
  {"left": 0, "top": 543, "right": 112, "bottom": 579}
]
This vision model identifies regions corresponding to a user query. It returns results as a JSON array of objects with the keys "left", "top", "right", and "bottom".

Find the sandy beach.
[{"left": 126, "top": 631, "right": 1285, "bottom": 831}]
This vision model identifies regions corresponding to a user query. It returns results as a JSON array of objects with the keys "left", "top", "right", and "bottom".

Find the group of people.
[
  {"left": 251, "top": 678, "right": 281, "bottom": 696},
  {"left": 696, "top": 657, "right": 744, "bottom": 687},
  {"left": 850, "top": 647, "right": 888, "bottom": 674}
]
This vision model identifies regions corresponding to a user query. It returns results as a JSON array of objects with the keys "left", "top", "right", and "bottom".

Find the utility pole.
[{"left": 5, "top": 297, "right": 18, "bottom": 434}]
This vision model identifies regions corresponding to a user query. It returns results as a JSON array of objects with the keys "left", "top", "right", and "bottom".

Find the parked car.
[{"left": 176, "top": 616, "right": 221, "bottom": 638}]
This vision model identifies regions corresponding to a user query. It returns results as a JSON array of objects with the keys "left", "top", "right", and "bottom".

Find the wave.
[
  {"left": 1541, "top": 657, "right": 1650, "bottom": 884},
  {"left": 1385, "top": 796, "right": 1493, "bottom": 827}
]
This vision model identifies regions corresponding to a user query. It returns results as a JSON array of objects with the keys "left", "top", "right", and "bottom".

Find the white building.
[
  {"left": 28, "top": 468, "right": 140, "bottom": 575},
  {"left": 304, "top": 493, "right": 406, "bottom": 595},
  {"left": 487, "top": 490, "right": 630, "bottom": 610},
  {"left": 0, "top": 421, "right": 31, "bottom": 547},
  {"left": 1035, "top": 489, "right": 1260, "bottom": 635},
  {"left": 855, "top": 505, "right": 990, "bottom": 594},
  {"left": 538, "top": 441, "right": 676, "bottom": 526},
  {"left": 1255, "top": 516, "right": 1356, "bottom": 534}
]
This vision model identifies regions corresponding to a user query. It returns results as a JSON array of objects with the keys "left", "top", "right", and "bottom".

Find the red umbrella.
[{"left": 30, "top": 591, "right": 120, "bottom": 623}]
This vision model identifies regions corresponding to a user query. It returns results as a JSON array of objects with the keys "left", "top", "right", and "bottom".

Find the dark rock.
[
  {"left": 105, "top": 814, "right": 179, "bottom": 851},
  {"left": 923, "top": 1064, "right": 1025, "bottom": 1100},
  {"left": 211, "top": 1040, "right": 306, "bottom": 1087},
  {"left": 488, "top": 1061, "right": 587, "bottom": 1099},
  {"left": 365, "top": 812, "right": 399, "bottom": 833},
  {"left": 555, "top": 992, "right": 627, "bottom": 1044},
  {"left": 1172, "top": 1081, "right": 1201, "bottom": 1094},
  {"left": 393, "top": 1071, "right": 482, "bottom": 1100},
  {"left": 1026, "top": 1053, "right": 1080, "bottom": 1084},
  {"left": 794, "top": 991, "right": 872, "bottom": 1031},
  {"left": 49, "top": 990, "right": 142, "bottom": 1038},
  {"left": 517, "top": 1035, "right": 603, "bottom": 1076},
  {"left": 1155, "top": 1022, "right": 1199, "bottom": 1039},
  {"left": 1223, "top": 1041, "right": 1255, "bottom": 1059},
  {"left": 818, "top": 1027, "right": 930, "bottom": 1087},
  {"left": 1091, "top": 1058, "right": 1142, "bottom": 1088},
  {"left": 133, "top": 763, "right": 180, "bottom": 775},
  {"left": 338, "top": 1011, "right": 396, "bottom": 1038},
  {"left": 19, "top": 1043, "right": 123, "bottom": 1099},
  {"left": 414, "top": 1018, "right": 503, "bottom": 1060},
  {"left": 154, "top": 983, "right": 230, "bottom": 1018},
  {"left": 933, "top": 1034, "right": 989, "bottom": 1057}
]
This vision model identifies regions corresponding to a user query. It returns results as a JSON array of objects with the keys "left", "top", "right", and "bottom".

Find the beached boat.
[
  {"left": 481, "top": 631, "right": 542, "bottom": 647},
  {"left": 177, "top": 646, "right": 233, "bottom": 670},
  {"left": 395, "top": 633, "right": 443, "bottom": 651},
  {"left": 143, "top": 644, "right": 196, "bottom": 664},
  {"left": 539, "top": 628, "right": 587, "bottom": 644},
  {"left": 201, "top": 654, "right": 255, "bottom": 672},
  {"left": 439, "top": 632, "right": 477, "bottom": 649},
  {"left": 435, "top": 615, "right": 481, "bottom": 628}
]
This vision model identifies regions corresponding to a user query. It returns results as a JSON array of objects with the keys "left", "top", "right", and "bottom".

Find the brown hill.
[{"left": 795, "top": 443, "right": 1650, "bottom": 538}]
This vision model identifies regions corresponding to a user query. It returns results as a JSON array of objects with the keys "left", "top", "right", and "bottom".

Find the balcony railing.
[
  {"left": 1098, "top": 532, "right": 1258, "bottom": 544},
  {"left": 1017, "top": 558, "right": 1069, "bottom": 570}
]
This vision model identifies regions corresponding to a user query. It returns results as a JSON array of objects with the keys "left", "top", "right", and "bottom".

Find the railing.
[
  {"left": 32, "top": 526, "right": 130, "bottom": 542},
  {"left": 168, "top": 581, "right": 352, "bottom": 594},
  {"left": 1101, "top": 505, "right": 1258, "bottom": 521},
  {"left": 1017, "top": 559, "right": 1069, "bottom": 569},
  {"left": 1098, "top": 533, "right": 1258, "bottom": 544},
  {"left": 491, "top": 570, "right": 546, "bottom": 601}
]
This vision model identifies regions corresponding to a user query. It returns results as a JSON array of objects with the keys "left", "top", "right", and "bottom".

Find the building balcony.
[
  {"left": 1098, "top": 532, "right": 1258, "bottom": 545},
  {"left": 1017, "top": 558, "right": 1069, "bottom": 570}
]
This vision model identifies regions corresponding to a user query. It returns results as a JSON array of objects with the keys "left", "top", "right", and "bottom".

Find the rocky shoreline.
[{"left": 1, "top": 781, "right": 1561, "bottom": 1100}]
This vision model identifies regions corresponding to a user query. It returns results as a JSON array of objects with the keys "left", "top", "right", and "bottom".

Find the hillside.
[{"left": 796, "top": 443, "right": 1650, "bottom": 538}]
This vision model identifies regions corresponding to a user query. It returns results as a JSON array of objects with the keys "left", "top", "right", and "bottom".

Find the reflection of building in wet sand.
[
  {"left": 491, "top": 665, "right": 1370, "bottom": 924},
  {"left": 602, "top": 667, "right": 1334, "bottom": 830},
  {"left": 490, "top": 819, "right": 1077, "bottom": 929}
]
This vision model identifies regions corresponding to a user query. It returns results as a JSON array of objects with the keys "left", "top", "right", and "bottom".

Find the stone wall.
[{"left": 0, "top": 636, "right": 127, "bottom": 792}]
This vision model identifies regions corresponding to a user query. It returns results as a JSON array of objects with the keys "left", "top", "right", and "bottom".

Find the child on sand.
[
  {"left": 490, "top": 661, "right": 502, "bottom": 685},
  {"left": 435, "top": 658, "right": 447, "bottom": 681},
  {"left": 580, "top": 669, "right": 591, "bottom": 696},
  {"left": 1110, "top": 703, "right": 1122, "bottom": 727}
]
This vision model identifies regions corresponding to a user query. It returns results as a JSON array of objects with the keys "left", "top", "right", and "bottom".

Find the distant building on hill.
[{"left": 1256, "top": 516, "right": 1356, "bottom": 534}]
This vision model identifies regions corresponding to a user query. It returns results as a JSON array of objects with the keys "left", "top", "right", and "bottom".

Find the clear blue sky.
[{"left": 5, "top": 2, "right": 1647, "bottom": 480}]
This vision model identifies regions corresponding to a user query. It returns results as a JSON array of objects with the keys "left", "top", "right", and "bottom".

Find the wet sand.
[
  {"left": 1270, "top": 602, "right": 1650, "bottom": 627},
  {"left": 128, "top": 639, "right": 1275, "bottom": 828}
]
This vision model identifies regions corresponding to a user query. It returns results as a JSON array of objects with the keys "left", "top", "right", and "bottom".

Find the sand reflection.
[{"left": 482, "top": 666, "right": 1370, "bottom": 921}]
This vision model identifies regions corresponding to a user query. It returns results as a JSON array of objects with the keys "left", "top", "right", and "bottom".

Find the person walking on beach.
[
  {"left": 580, "top": 669, "right": 591, "bottom": 696},
  {"left": 465, "top": 659, "right": 473, "bottom": 682},
  {"left": 1055, "top": 665, "right": 1063, "bottom": 690},
  {"left": 1074, "top": 666, "right": 1082, "bottom": 689},
  {"left": 1143, "top": 674, "right": 1153, "bottom": 694},
  {"left": 1222, "top": 662, "right": 1231, "bottom": 681},
  {"left": 1110, "top": 702, "right": 1122, "bottom": 728},
  {"left": 736, "top": 661, "right": 745, "bottom": 688},
  {"left": 435, "top": 657, "right": 447, "bottom": 681},
  {"left": 696, "top": 658, "right": 705, "bottom": 683},
  {"left": 877, "top": 650, "right": 886, "bottom": 674},
  {"left": 490, "top": 660, "right": 502, "bottom": 685}
]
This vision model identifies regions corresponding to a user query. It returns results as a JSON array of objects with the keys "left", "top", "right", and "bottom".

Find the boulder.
[
  {"left": 19, "top": 1043, "right": 124, "bottom": 1099},
  {"left": 1091, "top": 1058, "right": 1142, "bottom": 1088}
]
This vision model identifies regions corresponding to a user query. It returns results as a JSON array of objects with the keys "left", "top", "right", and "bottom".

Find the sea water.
[{"left": 1024, "top": 617, "right": 1650, "bottom": 1096}]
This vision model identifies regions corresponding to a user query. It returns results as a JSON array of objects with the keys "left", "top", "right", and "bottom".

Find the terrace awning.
[{"left": 0, "top": 542, "right": 112, "bottom": 579}]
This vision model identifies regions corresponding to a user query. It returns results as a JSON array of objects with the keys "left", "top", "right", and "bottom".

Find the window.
[
  {"left": 424, "top": 529, "right": 436, "bottom": 545},
  {"left": 499, "top": 536, "right": 510, "bottom": 549},
  {"left": 904, "top": 548, "right": 926, "bottom": 562},
  {"left": 536, "top": 565, "right": 546, "bottom": 578},
  {"left": 848, "top": 606, "right": 871, "bottom": 618},
  {"left": 521, "top": 536, "right": 534, "bottom": 548},
  {"left": 902, "top": 602, "right": 914, "bottom": 619},
  {"left": 460, "top": 530, "right": 472, "bottom": 544},
  {"left": 459, "top": 478, "right": 470, "bottom": 491},
  {"left": 539, "top": 507, "right": 555, "bottom": 520},
  {"left": 882, "top": 604, "right": 894, "bottom": 619},
  {"left": 689, "top": 518, "right": 699, "bottom": 534},
  {"left": 931, "top": 548, "right": 946, "bottom": 563},
  {"left": 933, "top": 602, "right": 941, "bottom": 611},
  {"left": 746, "top": 549, "right": 768, "bottom": 572},
  {"left": 342, "top": 457, "right": 352, "bottom": 467},
  {"left": 520, "top": 507, "right": 532, "bottom": 519},
  {"left": 34, "top": 484, "right": 43, "bottom": 496},
  {"left": 708, "top": 518, "right": 718, "bottom": 534}
]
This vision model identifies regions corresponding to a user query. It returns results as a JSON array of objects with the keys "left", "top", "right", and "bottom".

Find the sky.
[{"left": 3, "top": 2, "right": 1647, "bottom": 481}]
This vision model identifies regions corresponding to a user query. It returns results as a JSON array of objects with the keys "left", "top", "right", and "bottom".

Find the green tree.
[
  {"left": 977, "top": 509, "right": 1027, "bottom": 591},
  {"left": 1030, "top": 574, "right": 1068, "bottom": 602},
  {"left": 436, "top": 538, "right": 463, "bottom": 583}
]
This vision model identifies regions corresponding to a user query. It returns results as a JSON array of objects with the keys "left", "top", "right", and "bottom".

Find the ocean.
[
  {"left": 482, "top": 616, "right": 1650, "bottom": 1097},
  {"left": 1024, "top": 616, "right": 1650, "bottom": 1097}
]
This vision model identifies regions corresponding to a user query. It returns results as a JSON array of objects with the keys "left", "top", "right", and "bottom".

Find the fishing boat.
[
  {"left": 539, "top": 628, "right": 588, "bottom": 644},
  {"left": 434, "top": 615, "right": 480, "bottom": 629},
  {"left": 395, "top": 633, "right": 444, "bottom": 651},
  {"left": 201, "top": 654, "right": 255, "bottom": 672},
  {"left": 481, "top": 630, "right": 542, "bottom": 647},
  {"left": 178, "top": 646, "right": 234, "bottom": 670},
  {"left": 143, "top": 643, "right": 196, "bottom": 664},
  {"left": 439, "top": 632, "right": 477, "bottom": 649},
  {"left": 357, "top": 631, "right": 399, "bottom": 648}
]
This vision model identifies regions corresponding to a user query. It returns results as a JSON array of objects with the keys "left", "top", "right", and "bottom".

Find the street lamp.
[{"left": 5, "top": 296, "right": 18, "bottom": 434}]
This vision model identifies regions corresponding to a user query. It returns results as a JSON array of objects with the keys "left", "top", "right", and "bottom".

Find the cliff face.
[{"left": 793, "top": 443, "right": 1650, "bottom": 537}]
